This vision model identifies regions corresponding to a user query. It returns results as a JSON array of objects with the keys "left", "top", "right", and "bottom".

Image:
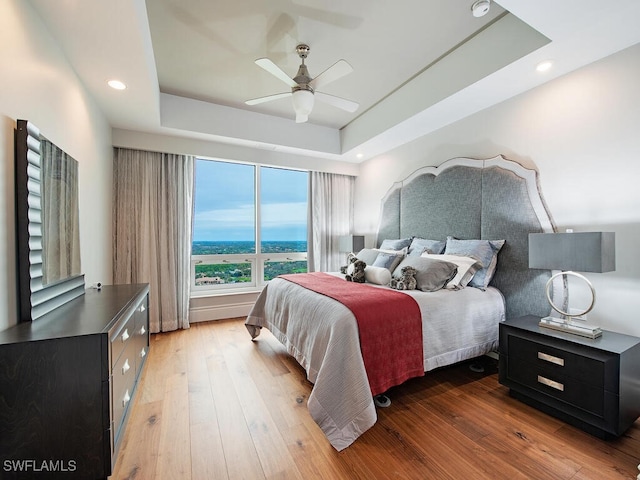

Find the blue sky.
[{"left": 193, "top": 159, "right": 308, "bottom": 242}]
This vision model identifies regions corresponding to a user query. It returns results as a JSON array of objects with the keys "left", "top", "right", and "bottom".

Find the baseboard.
[{"left": 189, "top": 301, "right": 255, "bottom": 323}]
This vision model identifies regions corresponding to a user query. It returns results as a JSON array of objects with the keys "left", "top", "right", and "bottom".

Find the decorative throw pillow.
[
  {"left": 408, "top": 237, "right": 446, "bottom": 256},
  {"left": 444, "top": 237, "right": 505, "bottom": 290},
  {"left": 379, "top": 238, "right": 412, "bottom": 251},
  {"left": 372, "top": 250, "right": 404, "bottom": 272},
  {"left": 355, "top": 248, "right": 380, "bottom": 266},
  {"left": 421, "top": 253, "right": 482, "bottom": 289},
  {"left": 364, "top": 265, "right": 391, "bottom": 285},
  {"left": 392, "top": 256, "right": 458, "bottom": 292}
]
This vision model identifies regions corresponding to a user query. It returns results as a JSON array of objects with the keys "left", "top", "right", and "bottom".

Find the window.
[{"left": 191, "top": 159, "right": 308, "bottom": 292}]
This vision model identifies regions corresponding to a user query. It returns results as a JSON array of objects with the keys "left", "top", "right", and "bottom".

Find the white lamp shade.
[{"left": 292, "top": 89, "right": 314, "bottom": 123}]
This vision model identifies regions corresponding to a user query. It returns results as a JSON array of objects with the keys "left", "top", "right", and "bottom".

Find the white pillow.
[
  {"left": 364, "top": 265, "right": 391, "bottom": 285},
  {"left": 421, "top": 253, "right": 482, "bottom": 289}
]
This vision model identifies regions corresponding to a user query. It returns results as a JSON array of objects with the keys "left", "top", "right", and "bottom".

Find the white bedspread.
[{"left": 245, "top": 274, "right": 505, "bottom": 450}]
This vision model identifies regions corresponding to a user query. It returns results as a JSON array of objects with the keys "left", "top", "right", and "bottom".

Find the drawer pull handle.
[
  {"left": 122, "top": 389, "right": 131, "bottom": 407},
  {"left": 140, "top": 347, "right": 146, "bottom": 358},
  {"left": 538, "top": 351, "right": 564, "bottom": 366},
  {"left": 122, "top": 359, "right": 130, "bottom": 375},
  {"left": 537, "top": 375, "right": 564, "bottom": 391},
  {"left": 140, "top": 304, "right": 146, "bottom": 313},
  {"left": 139, "top": 325, "right": 146, "bottom": 335},
  {"left": 121, "top": 329, "right": 130, "bottom": 342}
]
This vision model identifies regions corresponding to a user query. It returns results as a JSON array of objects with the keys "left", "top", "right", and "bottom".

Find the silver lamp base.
[{"left": 539, "top": 316, "right": 603, "bottom": 339}]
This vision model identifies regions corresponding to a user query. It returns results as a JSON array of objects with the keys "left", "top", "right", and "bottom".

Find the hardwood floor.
[{"left": 110, "top": 318, "right": 640, "bottom": 480}]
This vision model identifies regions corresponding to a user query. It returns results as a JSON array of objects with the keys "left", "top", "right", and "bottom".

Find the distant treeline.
[{"left": 192, "top": 240, "right": 307, "bottom": 255}]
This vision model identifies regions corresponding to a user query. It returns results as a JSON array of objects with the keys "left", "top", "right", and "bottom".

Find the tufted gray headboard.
[{"left": 376, "top": 155, "right": 558, "bottom": 319}]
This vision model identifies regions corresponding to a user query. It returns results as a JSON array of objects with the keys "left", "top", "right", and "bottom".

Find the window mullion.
[{"left": 255, "top": 165, "right": 262, "bottom": 284}]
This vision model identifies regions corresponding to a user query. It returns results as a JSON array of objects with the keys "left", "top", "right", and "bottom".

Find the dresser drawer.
[
  {"left": 111, "top": 339, "right": 137, "bottom": 439},
  {"left": 111, "top": 312, "right": 136, "bottom": 365},
  {"left": 508, "top": 335, "right": 605, "bottom": 388},
  {"left": 133, "top": 300, "right": 149, "bottom": 375},
  {"left": 507, "top": 356, "right": 605, "bottom": 416}
]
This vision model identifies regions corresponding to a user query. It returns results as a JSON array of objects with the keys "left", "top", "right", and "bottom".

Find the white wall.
[
  {"left": 112, "top": 129, "right": 360, "bottom": 176},
  {"left": 355, "top": 43, "right": 640, "bottom": 337},
  {"left": 0, "top": 0, "right": 113, "bottom": 331}
]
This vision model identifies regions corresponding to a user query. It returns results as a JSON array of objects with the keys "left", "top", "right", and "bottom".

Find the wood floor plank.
[
  {"left": 154, "top": 372, "right": 192, "bottom": 480},
  {"left": 205, "top": 321, "right": 268, "bottom": 480},
  {"left": 110, "top": 319, "right": 640, "bottom": 480},
  {"left": 109, "top": 399, "right": 163, "bottom": 480},
  {"left": 186, "top": 324, "right": 229, "bottom": 479},
  {"left": 218, "top": 321, "right": 304, "bottom": 479}
]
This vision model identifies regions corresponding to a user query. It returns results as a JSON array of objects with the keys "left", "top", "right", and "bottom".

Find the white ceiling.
[{"left": 28, "top": 0, "right": 640, "bottom": 163}]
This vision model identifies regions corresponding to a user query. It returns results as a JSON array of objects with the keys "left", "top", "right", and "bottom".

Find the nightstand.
[{"left": 499, "top": 315, "right": 640, "bottom": 438}]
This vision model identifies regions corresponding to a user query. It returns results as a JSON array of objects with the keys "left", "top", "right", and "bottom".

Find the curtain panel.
[
  {"left": 113, "top": 148, "right": 194, "bottom": 333},
  {"left": 308, "top": 172, "right": 355, "bottom": 272}
]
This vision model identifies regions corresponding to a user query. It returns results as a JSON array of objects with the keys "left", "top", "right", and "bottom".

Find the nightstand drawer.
[
  {"left": 508, "top": 357, "right": 604, "bottom": 416},
  {"left": 508, "top": 335, "right": 605, "bottom": 388}
]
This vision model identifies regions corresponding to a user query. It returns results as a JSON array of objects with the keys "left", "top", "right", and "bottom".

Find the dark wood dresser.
[
  {"left": 0, "top": 284, "right": 149, "bottom": 479},
  {"left": 499, "top": 315, "right": 640, "bottom": 438}
]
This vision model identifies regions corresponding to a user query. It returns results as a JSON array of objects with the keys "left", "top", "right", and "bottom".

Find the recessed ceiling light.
[
  {"left": 356, "top": 153, "right": 364, "bottom": 159},
  {"left": 536, "top": 61, "right": 553, "bottom": 73},
  {"left": 107, "top": 79, "right": 127, "bottom": 90},
  {"left": 471, "top": 0, "right": 491, "bottom": 18}
]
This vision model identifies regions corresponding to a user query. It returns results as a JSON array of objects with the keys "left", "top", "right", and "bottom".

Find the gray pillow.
[
  {"left": 444, "top": 237, "right": 505, "bottom": 289},
  {"left": 355, "top": 248, "right": 380, "bottom": 266},
  {"left": 372, "top": 251, "right": 404, "bottom": 272},
  {"left": 392, "top": 256, "right": 458, "bottom": 292},
  {"left": 379, "top": 238, "right": 412, "bottom": 251},
  {"left": 408, "top": 237, "right": 446, "bottom": 256}
]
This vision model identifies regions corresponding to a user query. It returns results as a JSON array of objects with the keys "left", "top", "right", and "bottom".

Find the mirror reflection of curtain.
[
  {"left": 41, "top": 139, "right": 81, "bottom": 285},
  {"left": 112, "top": 148, "right": 194, "bottom": 333},
  {"left": 307, "top": 172, "right": 355, "bottom": 272}
]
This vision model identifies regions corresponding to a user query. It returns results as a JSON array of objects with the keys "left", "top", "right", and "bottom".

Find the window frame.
[{"left": 190, "top": 158, "right": 308, "bottom": 295}]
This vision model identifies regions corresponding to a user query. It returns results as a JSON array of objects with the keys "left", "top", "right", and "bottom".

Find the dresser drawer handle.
[
  {"left": 139, "top": 325, "right": 146, "bottom": 335},
  {"left": 537, "top": 375, "right": 564, "bottom": 391},
  {"left": 538, "top": 351, "right": 564, "bottom": 366},
  {"left": 140, "top": 347, "right": 147, "bottom": 359},
  {"left": 122, "top": 389, "right": 131, "bottom": 407},
  {"left": 122, "top": 359, "right": 130, "bottom": 375},
  {"left": 121, "top": 329, "right": 130, "bottom": 343}
]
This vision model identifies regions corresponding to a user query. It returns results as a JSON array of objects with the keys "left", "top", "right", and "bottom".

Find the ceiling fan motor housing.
[{"left": 293, "top": 64, "right": 313, "bottom": 91}]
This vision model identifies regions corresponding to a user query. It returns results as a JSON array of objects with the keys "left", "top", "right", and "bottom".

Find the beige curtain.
[
  {"left": 308, "top": 172, "right": 355, "bottom": 272},
  {"left": 113, "top": 148, "right": 194, "bottom": 333}
]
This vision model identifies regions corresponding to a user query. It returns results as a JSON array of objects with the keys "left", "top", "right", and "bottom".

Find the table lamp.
[{"left": 529, "top": 231, "right": 615, "bottom": 339}]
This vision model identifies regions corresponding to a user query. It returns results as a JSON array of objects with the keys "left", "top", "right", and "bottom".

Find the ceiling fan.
[{"left": 245, "top": 44, "right": 359, "bottom": 123}]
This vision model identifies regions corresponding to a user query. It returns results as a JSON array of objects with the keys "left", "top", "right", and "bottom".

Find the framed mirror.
[{"left": 15, "top": 120, "right": 85, "bottom": 322}]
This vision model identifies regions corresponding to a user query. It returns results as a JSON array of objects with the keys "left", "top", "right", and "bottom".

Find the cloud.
[{"left": 193, "top": 201, "right": 307, "bottom": 241}]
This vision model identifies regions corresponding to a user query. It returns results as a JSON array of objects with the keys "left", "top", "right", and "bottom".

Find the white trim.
[
  {"left": 378, "top": 155, "right": 557, "bottom": 236},
  {"left": 189, "top": 299, "right": 257, "bottom": 323}
]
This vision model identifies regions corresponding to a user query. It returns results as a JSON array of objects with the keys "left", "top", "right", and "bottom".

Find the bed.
[{"left": 245, "top": 155, "right": 560, "bottom": 450}]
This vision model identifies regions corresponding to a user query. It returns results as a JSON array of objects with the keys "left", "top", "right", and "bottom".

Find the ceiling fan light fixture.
[
  {"left": 471, "top": 0, "right": 490, "bottom": 17},
  {"left": 292, "top": 89, "right": 315, "bottom": 123}
]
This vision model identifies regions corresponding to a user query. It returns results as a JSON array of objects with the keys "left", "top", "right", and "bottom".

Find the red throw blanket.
[{"left": 279, "top": 272, "right": 424, "bottom": 396}]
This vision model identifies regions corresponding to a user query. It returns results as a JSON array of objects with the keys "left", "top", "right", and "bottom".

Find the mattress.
[{"left": 245, "top": 273, "right": 505, "bottom": 450}]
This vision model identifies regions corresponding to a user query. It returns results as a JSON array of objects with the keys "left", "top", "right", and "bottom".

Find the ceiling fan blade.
[
  {"left": 255, "top": 58, "right": 298, "bottom": 88},
  {"left": 315, "top": 92, "right": 359, "bottom": 113},
  {"left": 309, "top": 59, "right": 353, "bottom": 89},
  {"left": 245, "top": 92, "right": 291, "bottom": 106}
]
